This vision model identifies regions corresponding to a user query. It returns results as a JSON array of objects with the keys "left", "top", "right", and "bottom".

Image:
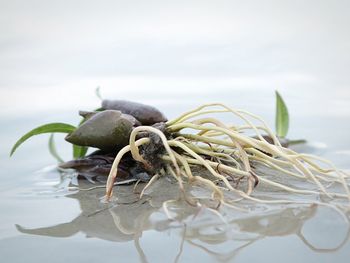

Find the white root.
[{"left": 104, "top": 103, "right": 350, "bottom": 213}]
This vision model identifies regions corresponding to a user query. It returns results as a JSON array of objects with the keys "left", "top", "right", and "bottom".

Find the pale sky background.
[{"left": 0, "top": 0, "right": 350, "bottom": 118}]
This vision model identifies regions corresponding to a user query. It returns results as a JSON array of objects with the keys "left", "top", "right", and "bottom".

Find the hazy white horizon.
[{"left": 1, "top": 0, "right": 350, "bottom": 118}]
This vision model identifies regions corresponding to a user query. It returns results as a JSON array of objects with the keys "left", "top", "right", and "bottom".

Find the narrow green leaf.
[
  {"left": 79, "top": 146, "right": 89, "bottom": 157},
  {"left": 48, "top": 134, "right": 64, "bottom": 163},
  {"left": 10, "top": 123, "right": 76, "bottom": 156},
  {"left": 275, "top": 91, "right": 289, "bottom": 138},
  {"left": 73, "top": 145, "right": 89, "bottom": 159},
  {"left": 95, "top": 86, "right": 103, "bottom": 100}
]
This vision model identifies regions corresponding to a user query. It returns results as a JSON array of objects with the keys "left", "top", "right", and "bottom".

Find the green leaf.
[
  {"left": 10, "top": 123, "right": 76, "bottom": 156},
  {"left": 95, "top": 86, "right": 103, "bottom": 100},
  {"left": 275, "top": 91, "right": 289, "bottom": 138},
  {"left": 73, "top": 145, "right": 89, "bottom": 159},
  {"left": 48, "top": 134, "right": 64, "bottom": 163}
]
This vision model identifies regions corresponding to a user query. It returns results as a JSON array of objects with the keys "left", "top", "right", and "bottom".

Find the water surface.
[{"left": 1, "top": 94, "right": 350, "bottom": 263}]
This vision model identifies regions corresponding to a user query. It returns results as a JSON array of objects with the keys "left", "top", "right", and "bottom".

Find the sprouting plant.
[
  {"left": 104, "top": 102, "right": 350, "bottom": 209},
  {"left": 10, "top": 91, "right": 291, "bottom": 161},
  {"left": 10, "top": 92, "right": 350, "bottom": 214}
]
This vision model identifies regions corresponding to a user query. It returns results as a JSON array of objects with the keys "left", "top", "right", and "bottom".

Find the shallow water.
[{"left": 1, "top": 96, "right": 350, "bottom": 263}]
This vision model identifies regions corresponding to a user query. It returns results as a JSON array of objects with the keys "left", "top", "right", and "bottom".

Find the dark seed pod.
[
  {"left": 65, "top": 110, "right": 138, "bottom": 151},
  {"left": 101, "top": 99, "right": 167, "bottom": 125},
  {"left": 59, "top": 151, "right": 152, "bottom": 182},
  {"left": 59, "top": 152, "right": 130, "bottom": 180},
  {"left": 78, "top": 110, "right": 142, "bottom": 126}
]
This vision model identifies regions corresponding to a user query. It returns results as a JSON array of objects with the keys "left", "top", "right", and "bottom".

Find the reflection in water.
[{"left": 16, "top": 177, "right": 350, "bottom": 262}]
